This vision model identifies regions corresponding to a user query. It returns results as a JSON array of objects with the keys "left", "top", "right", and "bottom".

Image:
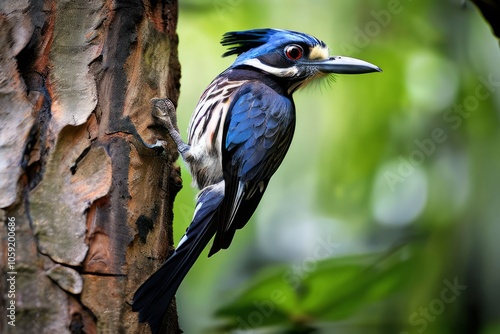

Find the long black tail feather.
[{"left": 132, "top": 183, "right": 224, "bottom": 334}]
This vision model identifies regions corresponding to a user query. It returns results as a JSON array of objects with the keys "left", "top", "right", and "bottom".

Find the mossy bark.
[{"left": 0, "top": 0, "right": 181, "bottom": 333}]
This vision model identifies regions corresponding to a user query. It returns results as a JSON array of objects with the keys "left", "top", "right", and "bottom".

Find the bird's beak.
[{"left": 314, "top": 56, "right": 382, "bottom": 74}]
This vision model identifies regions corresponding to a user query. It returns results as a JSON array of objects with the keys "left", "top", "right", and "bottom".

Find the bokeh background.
[{"left": 171, "top": 0, "right": 500, "bottom": 333}]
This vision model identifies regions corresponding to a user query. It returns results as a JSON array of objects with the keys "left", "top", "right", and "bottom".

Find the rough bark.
[{"left": 0, "top": 0, "right": 181, "bottom": 333}]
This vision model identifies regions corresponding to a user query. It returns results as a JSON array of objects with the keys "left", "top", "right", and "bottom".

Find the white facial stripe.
[{"left": 242, "top": 58, "right": 299, "bottom": 77}]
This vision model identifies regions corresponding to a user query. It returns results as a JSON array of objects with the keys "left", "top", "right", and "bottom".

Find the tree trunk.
[{"left": 0, "top": 0, "right": 181, "bottom": 333}]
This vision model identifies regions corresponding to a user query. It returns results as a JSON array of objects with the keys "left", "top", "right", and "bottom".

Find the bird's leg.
[{"left": 151, "top": 98, "right": 191, "bottom": 160}]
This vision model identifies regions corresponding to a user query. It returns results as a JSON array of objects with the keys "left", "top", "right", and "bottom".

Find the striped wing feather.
[{"left": 209, "top": 82, "right": 295, "bottom": 255}]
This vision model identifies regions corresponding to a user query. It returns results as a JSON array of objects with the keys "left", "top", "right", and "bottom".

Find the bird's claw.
[
  {"left": 136, "top": 138, "right": 168, "bottom": 154},
  {"left": 151, "top": 98, "right": 177, "bottom": 125},
  {"left": 148, "top": 139, "right": 169, "bottom": 153},
  {"left": 149, "top": 97, "right": 191, "bottom": 159}
]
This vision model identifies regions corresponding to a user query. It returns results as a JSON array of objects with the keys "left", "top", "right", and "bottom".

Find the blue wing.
[{"left": 208, "top": 82, "right": 295, "bottom": 256}]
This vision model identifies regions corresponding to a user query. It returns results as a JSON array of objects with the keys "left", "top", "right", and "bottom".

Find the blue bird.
[{"left": 132, "top": 28, "right": 380, "bottom": 333}]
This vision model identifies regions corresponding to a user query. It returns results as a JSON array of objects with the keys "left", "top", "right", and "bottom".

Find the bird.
[{"left": 132, "top": 28, "right": 381, "bottom": 333}]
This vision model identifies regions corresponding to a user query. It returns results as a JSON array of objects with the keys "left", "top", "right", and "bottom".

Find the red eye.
[{"left": 285, "top": 44, "right": 303, "bottom": 60}]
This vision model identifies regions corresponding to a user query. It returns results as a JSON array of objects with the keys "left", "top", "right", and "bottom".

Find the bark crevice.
[{"left": 1, "top": 1, "right": 181, "bottom": 333}]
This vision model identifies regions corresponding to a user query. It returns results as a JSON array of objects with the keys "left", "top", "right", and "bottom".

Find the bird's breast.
[{"left": 187, "top": 78, "right": 245, "bottom": 189}]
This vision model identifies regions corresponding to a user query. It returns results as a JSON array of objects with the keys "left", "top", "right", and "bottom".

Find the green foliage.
[
  {"left": 174, "top": 1, "right": 500, "bottom": 333},
  {"left": 213, "top": 249, "right": 414, "bottom": 333}
]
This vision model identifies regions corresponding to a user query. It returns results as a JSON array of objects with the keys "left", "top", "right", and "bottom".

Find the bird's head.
[{"left": 222, "top": 28, "right": 381, "bottom": 93}]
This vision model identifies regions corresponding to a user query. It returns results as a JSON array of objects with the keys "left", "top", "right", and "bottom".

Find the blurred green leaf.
[
  {"left": 303, "top": 253, "right": 413, "bottom": 321},
  {"left": 215, "top": 265, "right": 299, "bottom": 328},
  {"left": 216, "top": 249, "right": 414, "bottom": 332}
]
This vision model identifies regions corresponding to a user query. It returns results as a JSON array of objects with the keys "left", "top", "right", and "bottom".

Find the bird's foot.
[
  {"left": 151, "top": 98, "right": 178, "bottom": 127},
  {"left": 150, "top": 98, "right": 191, "bottom": 158}
]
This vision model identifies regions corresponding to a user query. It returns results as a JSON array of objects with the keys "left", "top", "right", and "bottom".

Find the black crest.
[{"left": 221, "top": 28, "right": 282, "bottom": 57}]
